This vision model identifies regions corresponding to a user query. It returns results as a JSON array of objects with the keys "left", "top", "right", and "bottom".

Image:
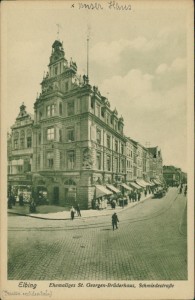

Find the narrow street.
[{"left": 8, "top": 187, "right": 187, "bottom": 280}]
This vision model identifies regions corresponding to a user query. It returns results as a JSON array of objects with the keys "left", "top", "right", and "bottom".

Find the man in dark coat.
[
  {"left": 112, "top": 212, "right": 119, "bottom": 231},
  {"left": 19, "top": 193, "right": 24, "bottom": 206}
]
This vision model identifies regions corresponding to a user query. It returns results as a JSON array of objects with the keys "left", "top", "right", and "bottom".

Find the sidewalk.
[{"left": 8, "top": 194, "right": 153, "bottom": 220}]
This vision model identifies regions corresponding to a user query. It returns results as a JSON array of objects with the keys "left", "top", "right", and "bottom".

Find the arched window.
[{"left": 64, "top": 179, "right": 76, "bottom": 186}]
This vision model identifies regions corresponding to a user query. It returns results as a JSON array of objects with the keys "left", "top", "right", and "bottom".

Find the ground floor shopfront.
[{"left": 8, "top": 171, "right": 164, "bottom": 209}]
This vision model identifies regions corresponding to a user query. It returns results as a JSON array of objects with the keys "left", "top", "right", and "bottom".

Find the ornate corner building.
[{"left": 7, "top": 39, "right": 164, "bottom": 209}]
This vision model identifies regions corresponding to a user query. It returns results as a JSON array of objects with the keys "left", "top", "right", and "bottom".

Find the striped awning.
[
  {"left": 95, "top": 185, "right": 113, "bottom": 198},
  {"left": 136, "top": 179, "right": 147, "bottom": 188},
  {"left": 129, "top": 182, "right": 142, "bottom": 189},
  {"left": 153, "top": 179, "right": 161, "bottom": 185},
  {"left": 106, "top": 184, "right": 120, "bottom": 193},
  {"left": 121, "top": 183, "right": 132, "bottom": 191}
]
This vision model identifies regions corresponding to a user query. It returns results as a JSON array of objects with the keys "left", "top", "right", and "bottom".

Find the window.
[
  {"left": 67, "top": 151, "right": 75, "bottom": 169},
  {"left": 39, "top": 111, "right": 42, "bottom": 120},
  {"left": 59, "top": 129, "right": 62, "bottom": 142},
  {"left": 55, "top": 66, "right": 58, "bottom": 75},
  {"left": 65, "top": 82, "right": 69, "bottom": 91},
  {"left": 47, "top": 104, "right": 55, "bottom": 117},
  {"left": 39, "top": 133, "right": 41, "bottom": 144},
  {"left": 27, "top": 137, "right": 32, "bottom": 148},
  {"left": 60, "top": 152, "right": 63, "bottom": 166},
  {"left": 121, "top": 159, "right": 125, "bottom": 172},
  {"left": 47, "top": 152, "right": 54, "bottom": 168},
  {"left": 47, "top": 127, "right": 54, "bottom": 140},
  {"left": 67, "top": 128, "right": 74, "bottom": 142},
  {"left": 67, "top": 101, "right": 74, "bottom": 116},
  {"left": 91, "top": 98, "right": 94, "bottom": 108},
  {"left": 20, "top": 138, "right": 24, "bottom": 148},
  {"left": 96, "top": 129, "right": 101, "bottom": 144},
  {"left": 14, "top": 139, "right": 18, "bottom": 150},
  {"left": 51, "top": 104, "right": 55, "bottom": 116},
  {"left": 115, "top": 140, "right": 118, "bottom": 152},
  {"left": 107, "top": 155, "right": 111, "bottom": 171},
  {"left": 96, "top": 152, "right": 101, "bottom": 170},
  {"left": 17, "top": 165, "right": 23, "bottom": 173},
  {"left": 121, "top": 144, "right": 124, "bottom": 154},
  {"left": 47, "top": 106, "right": 51, "bottom": 117},
  {"left": 97, "top": 104, "right": 100, "bottom": 117},
  {"left": 101, "top": 107, "right": 105, "bottom": 118},
  {"left": 59, "top": 103, "right": 62, "bottom": 116},
  {"left": 115, "top": 157, "right": 118, "bottom": 172},
  {"left": 37, "top": 155, "right": 40, "bottom": 167},
  {"left": 107, "top": 135, "right": 111, "bottom": 149}
]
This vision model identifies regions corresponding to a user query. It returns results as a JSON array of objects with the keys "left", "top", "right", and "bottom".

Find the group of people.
[
  {"left": 70, "top": 202, "right": 120, "bottom": 232},
  {"left": 8, "top": 192, "right": 24, "bottom": 208},
  {"left": 70, "top": 203, "right": 81, "bottom": 220},
  {"left": 179, "top": 183, "right": 187, "bottom": 196}
]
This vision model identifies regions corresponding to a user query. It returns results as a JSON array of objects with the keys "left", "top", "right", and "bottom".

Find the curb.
[{"left": 8, "top": 195, "right": 153, "bottom": 221}]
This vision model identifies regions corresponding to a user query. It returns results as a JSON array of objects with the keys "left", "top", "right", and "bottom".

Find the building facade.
[
  {"left": 163, "top": 166, "right": 187, "bottom": 186},
  {"left": 7, "top": 39, "right": 166, "bottom": 209},
  {"left": 8, "top": 103, "right": 34, "bottom": 199}
]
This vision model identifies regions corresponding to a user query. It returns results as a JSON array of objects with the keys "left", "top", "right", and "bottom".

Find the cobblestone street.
[{"left": 8, "top": 188, "right": 187, "bottom": 280}]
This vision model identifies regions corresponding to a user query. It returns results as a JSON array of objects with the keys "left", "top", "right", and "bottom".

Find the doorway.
[{"left": 53, "top": 186, "right": 59, "bottom": 205}]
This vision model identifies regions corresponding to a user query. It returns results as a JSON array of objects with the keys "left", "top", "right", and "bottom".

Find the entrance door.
[
  {"left": 53, "top": 186, "right": 59, "bottom": 205},
  {"left": 64, "top": 187, "right": 76, "bottom": 206}
]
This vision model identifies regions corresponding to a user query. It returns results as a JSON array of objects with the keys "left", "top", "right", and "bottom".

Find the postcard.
[{"left": 1, "top": 0, "right": 194, "bottom": 299}]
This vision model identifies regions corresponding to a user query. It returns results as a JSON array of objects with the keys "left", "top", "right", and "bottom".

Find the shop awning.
[
  {"left": 146, "top": 180, "right": 155, "bottom": 186},
  {"left": 156, "top": 180, "right": 162, "bottom": 185},
  {"left": 129, "top": 182, "right": 142, "bottom": 189},
  {"left": 95, "top": 185, "right": 113, "bottom": 198},
  {"left": 121, "top": 183, "right": 132, "bottom": 191},
  {"left": 136, "top": 179, "right": 147, "bottom": 188},
  {"left": 153, "top": 179, "right": 161, "bottom": 185},
  {"left": 106, "top": 184, "right": 120, "bottom": 193},
  {"left": 140, "top": 179, "right": 151, "bottom": 186}
]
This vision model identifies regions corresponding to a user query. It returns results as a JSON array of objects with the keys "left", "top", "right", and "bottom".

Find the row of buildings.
[
  {"left": 163, "top": 166, "right": 187, "bottom": 187},
  {"left": 8, "top": 39, "right": 165, "bottom": 208}
]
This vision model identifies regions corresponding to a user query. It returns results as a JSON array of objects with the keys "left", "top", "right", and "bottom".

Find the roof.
[{"left": 147, "top": 147, "right": 157, "bottom": 156}]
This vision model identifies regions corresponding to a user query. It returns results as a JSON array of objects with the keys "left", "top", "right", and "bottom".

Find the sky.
[{"left": 3, "top": 1, "right": 192, "bottom": 172}]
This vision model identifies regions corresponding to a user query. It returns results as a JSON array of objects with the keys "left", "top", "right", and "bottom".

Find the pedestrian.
[
  {"left": 144, "top": 189, "right": 147, "bottom": 197},
  {"left": 112, "top": 212, "right": 119, "bottom": 231},
  {"left": 70, "top": 206, "right": 75, "bottom": 220},
  {"left": 19, "top": 193, "right": 24, "bottom": 206},
  {"left": 75, "top": 203, "right": 81, "bottom": 217},
  {"left": 8, "top": 195, "right": 12, "bottom": 209},
  {"left": 11, "top": 193, "right": 16, "bottom": 206},
  {"left": 138, "top": 191, "right": 141, "bottom": 201},
  {"left": 134, "top": 192, "right": 137, "bottom": 202},
  {"left": 179, "top": 185, "right": 183, "bottom": 194}
]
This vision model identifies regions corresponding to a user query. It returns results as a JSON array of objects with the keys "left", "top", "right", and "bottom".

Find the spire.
[
  {"left": 86, "top": 25, "right": 91, "bottom": 81},
  {"left": 56, "top": 23, "right": 62, "bottom": 41}
]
